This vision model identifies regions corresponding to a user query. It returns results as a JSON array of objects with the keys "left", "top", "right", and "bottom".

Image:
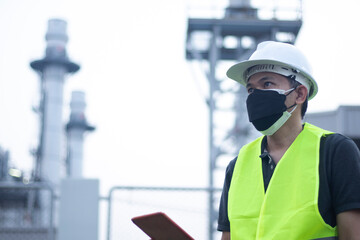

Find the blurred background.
[{"left": 0, "top": 0, "right": 359, "bottom": 239}]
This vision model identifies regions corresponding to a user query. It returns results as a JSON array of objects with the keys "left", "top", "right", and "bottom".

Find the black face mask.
[{"left": 246, "top": 88, "right": 296, "bottom": 134}]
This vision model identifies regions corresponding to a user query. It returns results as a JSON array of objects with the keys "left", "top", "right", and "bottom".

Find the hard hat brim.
[{"left": 226, "top": 59, "right": 318, "bottom": 100}]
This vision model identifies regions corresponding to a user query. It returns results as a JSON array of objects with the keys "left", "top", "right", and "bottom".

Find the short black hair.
[{"left": 287, "top": 76, "right": 308, "bottom": 119}]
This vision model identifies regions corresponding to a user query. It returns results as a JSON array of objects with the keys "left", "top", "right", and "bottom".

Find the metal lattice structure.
[
  {"left": 185, "top": 1, "right": 303, "bottom": 238},
  {"left": 0, "top": 183, "right": 55, "bottom": 240}
]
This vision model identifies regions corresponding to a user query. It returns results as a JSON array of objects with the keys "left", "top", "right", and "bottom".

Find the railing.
[{"left": 105, "top": 186, "right": 222, "bottom": 240}]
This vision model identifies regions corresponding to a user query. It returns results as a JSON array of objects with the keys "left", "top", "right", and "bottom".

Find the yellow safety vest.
[{"left": 228, "top": 123, "right": 337, "bottom": 239}]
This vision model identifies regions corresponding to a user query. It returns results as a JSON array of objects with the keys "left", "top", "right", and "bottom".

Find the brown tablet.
[{"left": 131, "top": 212, "right": 194, "bottom": 240}]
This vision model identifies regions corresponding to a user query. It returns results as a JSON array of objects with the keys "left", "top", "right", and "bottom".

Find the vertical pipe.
[
  {"left": 208, "top": 25, "right": 220, "bottom": 240},
  {"left": 41, "top": 64, "right": 66, "bottom": 186},
  {"left": 106, "top": 188, "right": 114, "bottom": 240},
  {"left": 48, "top": 185, "right": 55, "bottom": 240}
]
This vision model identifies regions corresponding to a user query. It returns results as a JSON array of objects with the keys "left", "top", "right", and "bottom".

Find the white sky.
[{"left": 0, "top": 0, "right": 360, "bottom": 197}]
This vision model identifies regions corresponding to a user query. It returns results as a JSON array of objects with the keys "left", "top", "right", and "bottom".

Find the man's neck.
[{"left": 266, "top": 119, "right": 303, "bottom": 164}]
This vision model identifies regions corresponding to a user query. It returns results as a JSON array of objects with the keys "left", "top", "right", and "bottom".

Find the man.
[{"left": 217, "top": 41, "right": 360, "bottom": 239}]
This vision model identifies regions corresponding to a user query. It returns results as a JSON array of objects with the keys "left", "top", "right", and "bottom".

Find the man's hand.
[{"left": 337, "top": 209, "right": 360, "bottom": 239}]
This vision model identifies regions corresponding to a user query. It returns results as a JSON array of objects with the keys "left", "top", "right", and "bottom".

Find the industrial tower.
[
  {"left": 30, "top": 19, "right": 81, "bottom": 187},
  {"left": 66, "top": 91, "right": 95, "bottom": 178},
  {"left": 186, "top": 0, "right": 303, "bottom": 239}
]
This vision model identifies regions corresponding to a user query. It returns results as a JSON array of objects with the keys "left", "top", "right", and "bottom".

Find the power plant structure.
[
  {"left": 31, "top": 19, "right": 81, "bottom": 187},
  {"left": 186, "top": 0, "right": 303, "bottom": 238},
  {"left": 0, "top": 19, "right": 96, "bottom": 240}
]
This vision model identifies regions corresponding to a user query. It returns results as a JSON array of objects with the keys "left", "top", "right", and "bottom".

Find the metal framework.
[
  {"left": 0, "top": 182, "right": 55, "bottom": 240},
  {"left": 186, "top": 2, "right": 303, "bottom": 239}
]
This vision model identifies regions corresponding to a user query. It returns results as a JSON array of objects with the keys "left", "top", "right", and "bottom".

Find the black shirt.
[{"left": 217, "top": 133, "right": 360, "bottom": 232}]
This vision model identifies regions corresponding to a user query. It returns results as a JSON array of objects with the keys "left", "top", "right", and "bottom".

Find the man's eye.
[
  {"left": 247, "top": 88, "right": 254, "bottom": 94},
  {"left": 264, "top": 82, "right": 273, "bottom": 87}
]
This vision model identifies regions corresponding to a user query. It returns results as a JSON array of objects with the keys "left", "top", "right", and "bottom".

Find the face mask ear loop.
[
  {"left": 289, "top": 104, "right": 297, "bottom": 114},
  {"left": 285, "top": 85, "right": 298, "bottom": 96},
  {"left": 285, "top": 84, "right": 298, "bottom": 112}
]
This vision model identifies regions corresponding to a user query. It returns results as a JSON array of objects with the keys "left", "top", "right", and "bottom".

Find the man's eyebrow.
[
  {"left": 258, "top": 76, "right": 273, "bottom": 82},
  {"left": 246, "top": 75, "right": 274, "bottom": 88}
]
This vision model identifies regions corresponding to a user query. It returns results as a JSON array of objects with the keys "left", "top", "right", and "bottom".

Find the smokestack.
[
  {"left": 30, "top": 19, "right": 80, "bottom": 187},
  {"left": 66, "top": 91, "right": 95, "bottom": 178}
]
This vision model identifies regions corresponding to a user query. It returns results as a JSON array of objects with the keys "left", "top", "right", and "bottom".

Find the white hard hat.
[{"left": 226, "top": 41, "right": 318, "bottom": 100}]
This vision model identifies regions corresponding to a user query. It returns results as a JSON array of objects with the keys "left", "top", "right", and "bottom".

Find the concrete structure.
[
  {"left": 306, "top": 105, "right": 360, "bottom": 148},
  {"left": 66, "top": 91, "right": 95, "bottom": 178},
  {"left": 30, "top": 19, "right": 80, "bottom": 188},
  {"left": 58, "top": 179, "right": 99, "bottom": 240}
]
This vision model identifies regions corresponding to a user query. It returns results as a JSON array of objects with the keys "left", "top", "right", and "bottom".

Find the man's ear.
[{"left": 295, "top": 85, "right": 308, "bottom": 104}]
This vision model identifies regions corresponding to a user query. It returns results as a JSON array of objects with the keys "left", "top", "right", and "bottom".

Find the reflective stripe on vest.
[{"left": 228, "top": 123, "right": 337, "bottom": 239}]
